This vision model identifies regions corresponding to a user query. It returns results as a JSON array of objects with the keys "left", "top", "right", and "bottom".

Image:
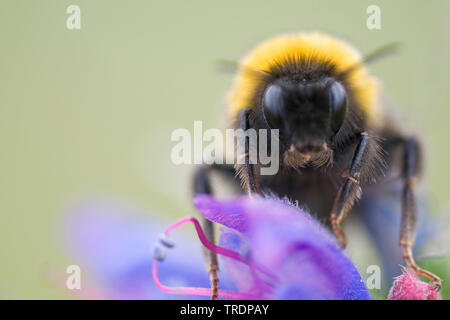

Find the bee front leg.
[
  {"left": 400, "top": 138, "right": 441, "bottom": 290},
  {"left": 330, "top": 132, "right": 369, "bottom": 248},
  {"left": 236, "top": 108, "right": 261, "bottom": 195}
]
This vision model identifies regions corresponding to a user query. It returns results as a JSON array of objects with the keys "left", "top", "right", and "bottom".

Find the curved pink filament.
[
  {"left": 152, "top": 261, "right": 261, "bottom": 300},
  {"left": 153, "top": 216, "right": 277, "bottom": 299},
  {"left": 165, "top": 217, "right": 275, "bottom": 279},
  {"left": 165, "top": 217, "right": 242, "bottom": 261}
]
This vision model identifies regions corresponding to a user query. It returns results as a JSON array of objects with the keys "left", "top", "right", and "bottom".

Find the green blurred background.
[{"left": 1, "top": 0, "right": 449, "bottom": 299}]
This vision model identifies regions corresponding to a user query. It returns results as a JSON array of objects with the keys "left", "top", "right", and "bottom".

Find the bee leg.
[
  {"left": 400, "top": 138, "right": 441, "bottom": 290},
  {"left": 236, "top": 108, "right": 261, "bottom": 195},
  {"left": 193, "top": 164, "right": 235, "bottom": 300},
  {"left": 330, "top": 132, "right": 368, "bottom": 248}
]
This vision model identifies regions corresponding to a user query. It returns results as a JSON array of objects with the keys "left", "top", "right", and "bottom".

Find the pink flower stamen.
[
  {"left": 152, "top": 261, "right": 260, "bottom": 299},
  {"left": 165, "top": 217, "right": 242, "bottom": 262},
  {"left": 152, "top": 216, "right": 276, "bottom": 299}
]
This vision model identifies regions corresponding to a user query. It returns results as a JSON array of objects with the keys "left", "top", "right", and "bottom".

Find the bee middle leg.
[
  {"left": 399, "top": 137, "right": 441, "bottom": 289},
  {"left": 193, "top": 164, "right": 236, "bottom": 300},
  {"left": 192, "top": 108, "right": 261, "bottom": 299},
  {"left": 330, "top": 132, "right": 368, "bottom": 248}
]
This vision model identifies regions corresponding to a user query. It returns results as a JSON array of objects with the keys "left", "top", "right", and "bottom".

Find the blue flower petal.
[{"left": 63, "top": 200, "right": 236, "bottom": 299}]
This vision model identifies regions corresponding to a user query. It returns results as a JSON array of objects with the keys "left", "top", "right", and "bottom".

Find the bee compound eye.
[
  {"left": 329, "top": 81, "right": 347, "bottom": 132},
  {"left": 263, "top": 84, "right": 285, "bottom": 130}
]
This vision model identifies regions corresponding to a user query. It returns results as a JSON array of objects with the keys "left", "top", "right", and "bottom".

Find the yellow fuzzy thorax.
[{"left": 228, "top": 33, "right": 381, "bottom": 126}]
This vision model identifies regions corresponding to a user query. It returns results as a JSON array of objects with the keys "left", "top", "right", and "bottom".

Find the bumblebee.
[{"left": 193, "top": 32, "right": 441, "bottom": 299}]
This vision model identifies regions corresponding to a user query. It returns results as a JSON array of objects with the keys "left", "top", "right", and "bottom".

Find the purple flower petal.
[
  {"left": 194, "top": 194, "right": 249, "bottom": 232},
  {"left": 195, "top": 194, "right": 372, "bottom": 300},
  {"left": 218, "top": 228, "right": 272, "bottom": 297}
]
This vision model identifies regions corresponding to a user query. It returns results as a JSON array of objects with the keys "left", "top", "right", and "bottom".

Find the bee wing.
[{"left": 358, "top": 180, "right": 441, "bottom": 282}]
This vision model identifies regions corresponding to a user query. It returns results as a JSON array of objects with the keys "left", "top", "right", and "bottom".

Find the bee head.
[{"left": 262, "top": 76, "right": 347, "bottom": 166}]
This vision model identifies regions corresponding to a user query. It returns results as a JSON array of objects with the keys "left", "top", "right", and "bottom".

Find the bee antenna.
[
  {"left": 213, "top": 59, "right": 268, "bottom": 76},
  {"left": 337, "top": 42, "right": 402, "bottom": 79}
]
